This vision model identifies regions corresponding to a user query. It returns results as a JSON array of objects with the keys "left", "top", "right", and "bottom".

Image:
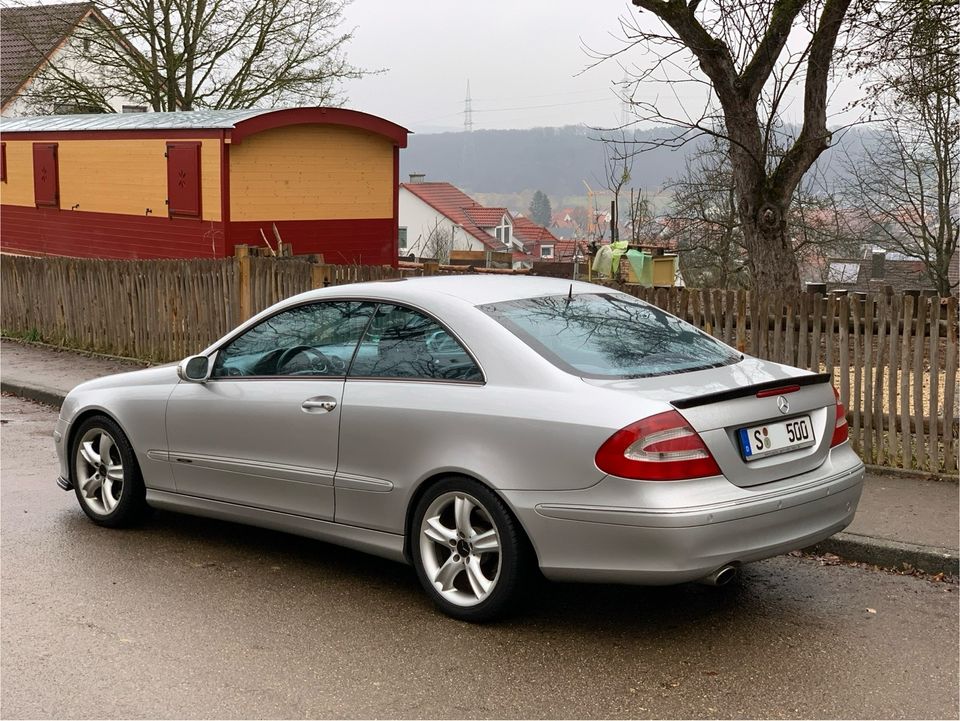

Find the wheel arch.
[
  {"left": 401, "top": 471, "right": 540, "bottom": 567},
  {"left": 65, "top": 407, "right": 130, "bottom": 485}
]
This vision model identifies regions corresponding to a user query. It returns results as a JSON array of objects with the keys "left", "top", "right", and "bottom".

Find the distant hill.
[
  {"left": 400, "top": 124, "right": 860, "bottom": 202},
  {"left": 400, "top": 125, "right": 690, "bottom": 198}
]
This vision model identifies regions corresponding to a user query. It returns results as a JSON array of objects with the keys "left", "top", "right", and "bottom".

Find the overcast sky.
[
  {"left": 341, "top": 0, "right": 680, "bottom": 133},
  {"left": 340, "top": 0, "right": 863, "bottom": 135}
]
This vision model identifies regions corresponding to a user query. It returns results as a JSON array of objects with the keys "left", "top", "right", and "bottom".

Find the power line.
[{"left": 471, "top": 96, "right": 611, "bottom": 114}]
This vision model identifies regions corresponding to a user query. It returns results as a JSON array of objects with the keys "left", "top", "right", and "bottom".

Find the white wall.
[
  {"left": 2, "top": 17, "right": 145, "bottom": 117},
  {"left": 398, "top": 187, "right": 487, "bottom": 259}
]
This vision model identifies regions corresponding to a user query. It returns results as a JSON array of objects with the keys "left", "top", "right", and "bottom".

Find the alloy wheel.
[
  {"left": 418, "top": 491, "right": 502, "bottom": 607},
  {"left": 74, "top": 427, "right": 124, "bottom": 515}
]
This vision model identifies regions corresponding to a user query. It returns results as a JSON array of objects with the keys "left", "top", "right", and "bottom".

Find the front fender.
[{"left": 58, "top": 366, "right": 180, "bottom": 492}]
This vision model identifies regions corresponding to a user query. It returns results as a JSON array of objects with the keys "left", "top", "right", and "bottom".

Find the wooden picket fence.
[
  {"left": 2, "top": 254, "right": 957, "bottom": 473},
  {"left": 621, "top": 286, "right": 958, "bottom": 473}
]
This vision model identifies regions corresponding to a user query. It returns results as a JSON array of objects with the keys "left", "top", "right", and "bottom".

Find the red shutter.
[
  {"left": 32, "top": 143, "right": 59, "bottom": 207},
  {"left": 166, "top": 142, "right": 202, "bottom": 218}
]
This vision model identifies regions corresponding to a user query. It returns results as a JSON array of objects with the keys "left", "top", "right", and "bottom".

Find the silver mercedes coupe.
[{"left": 54, "top": 276, "right": 864, "bottom": 621}]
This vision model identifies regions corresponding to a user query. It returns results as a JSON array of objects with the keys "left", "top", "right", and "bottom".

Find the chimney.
[
  {"left": 408, "top": 173, "right": 426, "bottom": 184},
  {"left": 871, "top": 250, "right": 886, "bottom": 279}
]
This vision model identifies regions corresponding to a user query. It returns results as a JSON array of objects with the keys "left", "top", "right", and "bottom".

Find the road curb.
[
  {"left": 1, "top": 380, "right": 65, "bottom": 409},
  {"left": 807, "top": 532, "right": 959, "bottom": 576},
  {"left": 864, "top": 464, "right": 959, "bottom": 483}
]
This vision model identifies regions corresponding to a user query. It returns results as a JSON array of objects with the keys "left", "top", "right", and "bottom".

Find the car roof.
[{"left": 301, "top": 275, "right": 606, "bottom": 306}]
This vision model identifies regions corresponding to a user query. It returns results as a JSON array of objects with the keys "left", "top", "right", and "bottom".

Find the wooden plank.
[
  {"left": 851, "top": 296, "right": 863, "bottom": 453},
  {"left": 943, "top": 297, "right": 958, "bottom": 473},
  {"left": 724, "top": 290, "right": 735, "bottom": 346},
  {"left": 887, "top": 294, "right": 900, "bottom": 466},
  {"left": 913, "top": 297, "right": 928, "bottom": 469},
  {"left": 824, "top": 295, "right": 838, "bottom": 382},
  {"left": 900, "top": 294, "right": 915, "bottom": 469},
  {"left": 764, "top": 296, "right": 787, "bottom": 362},
  {"left": 701, "top": 288, "right": 712, "bottom": 336},
  {"left": 928, "top": 298, "right": 941, "bottom": 471},
  {"left": 788, "top": 298, "right": 798, "bottom": 366},
  {"left": 872, "top": 295, "right": 887, "bottom": 463},
  {"left": 736, "top": 290, "right": 747, "bottom": 352},
  {"left": 862, "top": 296, "right": 874, "bottom": 463},
  {"left": 798, "top": 293, "right": 809, "bottom": 369},
  {"left": 691, "top": 290, "right": 702, "bottom": 331},
  {"left": 810, "top": 294, "right": 822, "bottom": 373},
  {"left": 236, "top": 247, "right": 252, "bottom": 322}
]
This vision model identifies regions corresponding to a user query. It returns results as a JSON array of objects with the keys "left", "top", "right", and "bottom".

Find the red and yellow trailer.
[{"left": 0, "top": 107, "right": 409, "bottom": 264}]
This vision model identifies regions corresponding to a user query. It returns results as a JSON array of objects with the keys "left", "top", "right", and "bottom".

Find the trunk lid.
[{"left": 585, "top": 358, "right": 835, "bottom": 487}]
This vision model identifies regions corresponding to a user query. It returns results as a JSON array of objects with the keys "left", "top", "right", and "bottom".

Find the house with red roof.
[
  {"left": 511, "top": 216, "right": 588, "bottom": 263},
  {"left": 399, "top": 177, "right": 524, "bottom": 261}
]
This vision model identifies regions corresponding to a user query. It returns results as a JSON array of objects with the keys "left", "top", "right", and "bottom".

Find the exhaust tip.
[{"left": 697, "top": 564, "right": 740, "bottom": 587}]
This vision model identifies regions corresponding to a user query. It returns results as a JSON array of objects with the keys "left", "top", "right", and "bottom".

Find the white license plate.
[{"left": 738, "top": 415, "right": 815, "bottom": 460}]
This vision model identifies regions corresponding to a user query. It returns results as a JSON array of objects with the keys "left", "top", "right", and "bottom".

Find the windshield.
[{"left": 479, "top": 292, "right": 740, "bottom": 379}]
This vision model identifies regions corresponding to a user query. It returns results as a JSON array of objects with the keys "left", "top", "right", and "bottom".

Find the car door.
[
  {"left": 335, "top": 303, "right": 485, "bottom": 532},
  {"left": 165, "top": 300, "right": 376, "bottom": 520}
]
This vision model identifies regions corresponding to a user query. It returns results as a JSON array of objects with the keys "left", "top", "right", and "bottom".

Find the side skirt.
[{"left": 145, "top": 490, "right": 407, "bottom": 564}]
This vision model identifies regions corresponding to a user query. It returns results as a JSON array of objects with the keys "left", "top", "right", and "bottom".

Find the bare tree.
[
  {"left": 15, "top": 0, "right": 370, "bottom": 113},
  {"left": 848, "top": 0, "right": 959, "bottom": 108},
  {"left": 665, "top": 135, "right": 861, "bottom": 288},
  {"left": 599, "top": 131, "right": 633, "bottom": 242},
  {"left": 841, "top": 2, "right": 959, "bottom": 295},
  {"left": 590, "top": 0, "right": 861, "bottom": 294},
  {"left": 598, "top": 130, "right": 659, "bottom": 243},
  {"left": 417, "top": 220, "right": 454, "bottom": 264},
  {"left": 664, "top": 136, "right": 746, "bottom": 288},
  {"left": 625, "top": 187, "right": 656, "bottom": 242}
]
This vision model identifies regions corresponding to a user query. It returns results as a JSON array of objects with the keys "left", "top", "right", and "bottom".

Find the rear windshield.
[{"left": 479, "top": 292, "right": 740, "bottom": 379}]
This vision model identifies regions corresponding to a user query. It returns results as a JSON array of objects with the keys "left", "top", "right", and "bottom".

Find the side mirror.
[{"left": 177, "top": 354, "right": 211, "bottom": 383}]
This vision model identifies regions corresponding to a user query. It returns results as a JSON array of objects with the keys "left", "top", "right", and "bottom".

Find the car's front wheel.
[
  {"left": 411, "top": 477, "right": 529, "bottom": 622},
  {"left": 71, "top": 415, "right": 149, "bottom": 528}
]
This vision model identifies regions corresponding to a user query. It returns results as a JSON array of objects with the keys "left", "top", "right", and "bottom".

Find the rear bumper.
[{"left": 503, "top": 444, "right": 865, "bottom": 584}]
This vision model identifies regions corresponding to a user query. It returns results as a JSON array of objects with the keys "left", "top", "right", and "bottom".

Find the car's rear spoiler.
[{"left": 670, "top": 372, "right": 832, "bottom": 410}]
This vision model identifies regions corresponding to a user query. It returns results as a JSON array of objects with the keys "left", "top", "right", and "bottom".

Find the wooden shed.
[{"left": 0, "top": 107, "right": 409, "bottom": 264}]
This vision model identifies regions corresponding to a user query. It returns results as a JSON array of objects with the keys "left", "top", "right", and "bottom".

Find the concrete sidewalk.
[{"left": 2, "top": 338, "right": 957, "bottom": 576}]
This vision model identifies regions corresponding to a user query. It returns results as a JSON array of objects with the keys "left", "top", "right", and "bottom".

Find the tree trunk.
[{"left": 739, "top": 194, "right": 802, "bottom": 295}]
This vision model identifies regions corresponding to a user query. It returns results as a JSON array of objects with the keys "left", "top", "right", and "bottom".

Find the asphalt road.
[{"left": 2, "top": 395, "right": 957, "bottom": 720}]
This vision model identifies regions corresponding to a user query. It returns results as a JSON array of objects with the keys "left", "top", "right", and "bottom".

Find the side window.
[
  {"left": 212, "top": 301, "right": 375, "bottom": 378},
  {"left": 349, "top": 304, "right": 482, "bottom": 382}
]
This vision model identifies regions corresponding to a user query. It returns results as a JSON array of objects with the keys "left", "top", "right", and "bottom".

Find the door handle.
[{"left": 301, "top": 396, "right": 337, "bottom": 413}]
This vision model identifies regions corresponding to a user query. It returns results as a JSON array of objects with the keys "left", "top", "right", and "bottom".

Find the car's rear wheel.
[
  {"left": 71, "top": 415, "right": 149, "bottom": 528},
  {"left": 411, "top": 477, "right": 528, "bottom": 622}
]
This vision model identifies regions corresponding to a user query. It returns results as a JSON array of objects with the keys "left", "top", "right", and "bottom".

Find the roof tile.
[
  {"left": 1, "top": 2, "right": 94, "bottom": 104},
  {"left": 400, "top": 182, "right": 508, "bottom": 251}
]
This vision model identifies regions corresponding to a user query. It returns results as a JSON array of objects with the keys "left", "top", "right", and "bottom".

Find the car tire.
[
  {"left": 70, "top": 415, "right": 150, "bottom": 528},
  {"left": 411, "top": 476, "right": 531, "bottom": 622}
]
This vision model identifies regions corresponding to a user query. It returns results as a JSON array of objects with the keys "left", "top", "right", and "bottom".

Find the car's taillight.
[
  {"left": 595, "top": 410, "right": 721, "bottom": 480},
  {"left": 831, "top": 386, "right": 848, "bottom": 447}
]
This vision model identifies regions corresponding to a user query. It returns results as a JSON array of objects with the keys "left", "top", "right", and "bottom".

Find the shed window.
[
  {"left": 1, "top": 143, "right": 6, "bottom": 182},
  {"left": 166, "top": 142, "right": 202, "bottom": 218},
  {"left": 32, "top": 143, "right": 59, "bottom": 207}
]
